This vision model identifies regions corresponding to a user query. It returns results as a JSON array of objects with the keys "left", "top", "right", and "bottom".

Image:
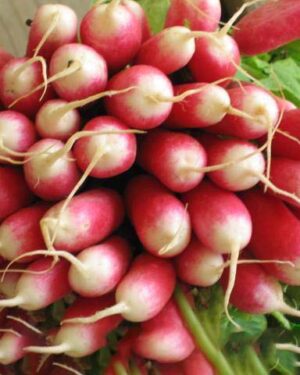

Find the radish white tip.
[
  {"left": 25, "top": 342, "right": 71, "bottom": 355},
  {"left": 0, "top": 295, "right": 25, "bottom": 307}
]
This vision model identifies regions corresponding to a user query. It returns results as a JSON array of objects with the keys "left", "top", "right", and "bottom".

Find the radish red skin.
[
  {"left": 0, "top": 166, "right": 32, "bottom": 222},
  {"left": 272, "top": 109, "right": 300, "bottom": 161},
  {"left": 133, "top": 300, "right": 195, "bottom": 363},
  {"left": 123, "top": 0, "right": 151, "bottom": 42},
  {"left": 0, "top": 48, "right": 13, "bottom": 72},
  {"left": 188, "top": 35, "right": 240, "bottom": 84},
  {"left": 23, "top": 139, "right": 81, "bottom": 201},
  {"left": 241, "top": 189, "right": 300, "bottom": 285},
  {"left": 233, "top": 0, "right": 300, "bottom": 55},
  {"left": 137, "top": 129, "right": 207, "bottom": 193},
  {"left": 105, "top": 65, "right": 174, "bottom": 130},
  {"left": 125, "top": 175, "right": 191, "bottom": 257},
  {"left": 43, "top": 188, "right": 125, "bottom": 253},
  {"left": 73, "top": 116, "right": 137, "bottom": 179},
  {"left": 49, "top": 43, "right": 108, "bottom": 102},
  {"left": 0, "top": 58, "right": 53, "bottom": 118},
  {"left": 0, "top": 203, "right": 49, "bottom": 263},
  {"left": 26, "top": 4, "right": 78, "bottom": 60},
  {"left": 68, "top": 235, "right": 131, "bottom": 298},
  {"left": 182, "top": 348, "right": 215, "bottom": 375},
  {"left": 165, "top": 0, "right": 221, "bottom": 32},
  {"left": 80, "top": 2, "right": 142, "bottom": 72}
]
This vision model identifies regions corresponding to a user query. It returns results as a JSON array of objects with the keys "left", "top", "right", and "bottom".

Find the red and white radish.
[
  {"left": 175, "top": 236, "right": 224, "bottom": 287},
  {"left": 105, "top": 65, "right": 174, "bottom": 130},
  {"left": 137, "top": 129, "right": 207, "bottom": 193},
  {"left": 0, "top": 110, "right": 36, "bottom": 161},
  {"left": 23, "top": 139, "right": 81, "bottom": 201},
  {"left": 0, "top": 203, "right": 49, "bottom": 263},
  {"left": 126, "top": 175, "right": 191, "bottom": 257},
  {"left": 73, "top": 116, "right": 137, "bottom": 178},
  {"left": 80, "top": 0, "right": 142, "bottom": 72},
  {"left": 62, "top": 254, "right": 176, "bottom": 325},
  {"left": 49, "top": 43, "right": 108, "bottom": 102},
  {"left": 123, "top": 0, "right": 151, "bottom": 41},
  {"left": 165, "top": 83, "right": 231, "bottom": 129},
  {"left": 221, "top": 262, "right": 300, "bottom": 318},
  {"left": 133, "top": 300, "right": 195, "bottom": 363},
  {"left": 0, "top": 258, "right": 70, "bottom": 310},
  {"left": 0, "top": 166, "right": 32, "bottom": 222},
  {"left": 241, "top": 189, "right": 300, "bottom": 285},
  {"left": 42, "top": 188, "right": 124, "bottom": 253},
  {"left": 26, "top": 4, "right": 78, "bottom": 60},
  {"left": 35, "top": 99, "right": 81, "bottom": 141},
  {"left": 24, "top": 295, "right": 122, "bottom": 357},
  {"left": 165, "top": 0, "right": 221, "bottom": 31},
  {"left": 183, "top": 180, "right": 252, "bottom": 326}
]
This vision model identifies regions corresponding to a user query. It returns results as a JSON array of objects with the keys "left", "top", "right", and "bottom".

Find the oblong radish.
[{"left": 125, "top": 175, "right": 191, "bottom": 257}]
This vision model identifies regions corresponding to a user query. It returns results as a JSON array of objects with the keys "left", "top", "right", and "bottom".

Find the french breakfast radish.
[
  {"left": 183, "top": 180, "right": 252, "bottom": 326},
  {"left": 221, "top": 262, "right": 300, "bottom": 318},
  {"left": 105, "top": 65, "right": 173, "bottom": 130},
  {"left": 26, "top": 4, "right": 78, "bottom": 60},
  {"left": 23, "top": 139, "right": 81, "bottom": 201},
  {"left": 233, "top": 0, "right": 300, "bottom": 55},
  {"left": 48, "top": 43, "right": 108, "bottom": 102},
  {"left": 241, "top": 189, "right": 300, "bottom": 285},
  {"left": 125, "top": 175, "right": 191, "bottom": 257},
  {"left": 0, "top": 166, "right": 32, "bottom": 222},
  {"left": 62, "top": 254, "right": 176, "bottom": 325},
  {"left": 0, "top": 110, "right": 36, "bottom": 161},
  {"left": 0, "top": 203, "right": 49, "bottom": 263},
  {"left": 25, "top": 295, "right": 122, "bottom": 357},
  {"left": 165, "top": 0, "right": 221, "bottom": 31},
  {"left": 80, "top": 0, "right": 142, "bottom": 72},
  {"left": 133, "top": 300, "right": 195, "bottom": 363},
  {"left": 137, "top": 129, "right": 207, "bottom": 193},
  {"left": 73, "top": 116, "right": 137, "bottom": 178},
  {"left": 35, "top": 99, "right": 81, "bottom": 141},
  {"left": 175, "top": 236, "right": 224, "bottom": 287},
  {"left": 0, "top": 258, "right": 71, "bottom": 310},
  {"left": 42, "top": 188, "right": 124, "bottom": 253}
]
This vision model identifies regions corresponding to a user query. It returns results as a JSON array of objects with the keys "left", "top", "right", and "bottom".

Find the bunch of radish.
[{"left": 1, "top": 0, "right": 300, "bottom": 373}]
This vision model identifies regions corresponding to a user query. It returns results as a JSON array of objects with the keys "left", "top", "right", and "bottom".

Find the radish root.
[{"left": 7, "top": 315, "right": 42, "bottom": 335}]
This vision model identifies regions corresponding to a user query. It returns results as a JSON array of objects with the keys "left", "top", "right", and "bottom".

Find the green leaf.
[{"left": 135, "top": 0, "right": 170, "bottom": 33}]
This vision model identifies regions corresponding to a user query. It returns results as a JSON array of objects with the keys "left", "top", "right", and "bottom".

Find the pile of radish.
[{"left": 1, "top": 0, "right": 300, "bottom": 374}]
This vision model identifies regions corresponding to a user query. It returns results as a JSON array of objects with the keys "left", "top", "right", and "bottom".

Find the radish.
[
  {"left": 0, "top": 57, "right": 52, "bottom": 118},
  {"left": 221, "top": 262, "right": 300, "bottom": 318},
  {"left": 105, "top": 65, "right": 174, "bottom": 130},
  {"left": 125, "top": 175, "right": 191, "bottom": 257},
  {"left": 0, "top": 313, "right": 42, "bottom": 365},
  {"left": 241, "top": 189, "right": 300, "bottom": 285},
  {"left": 175, "top": 236, "right": 224, "bottom": 287},
  {"left": 41, "top": 188, "right": 124, "bottom": 253},
  {"left": 182, "top": 348, "right": 215, "bottom": 375},
  {"left": 165, "top": 83, "right": 231, "bottom": 129},
  {"left": 23, "top": 139, "right": 81, "bottom": 201},
  {"left": 80, "top": 0, "right": 142, "bottom": 72},
  {"left": 271, "top": 109, "right": 300, "bottom": 161},
  {"left": 0, "top": 258, "right": 70, "bottom": 310},
  {"left": 233, "top": 0, "right": 300, "bottom": 55},
  {"left": 26, "top": 4, "right": 78, "bottom": 60},
  {"left": 48, "top": 43, "right": 108, "bottom": 102},
  {"left": 61, "top": 254, "right": 176, "bottom": 325},
  {"left": 0, "top": 166, "right": 32, "bottom": 222},
  {"left": 207, "top": 85, "right": 279, "bottom": 139},
  {"left": 165, "top": 0, "right": 221, "bottom": 31},
  {"left": 0, "top": 48, "right": 13, "bottom": 71},
  {"left": 137, "top": 129, "right": 207, "bottom": 193},
  {"left": 0, "top": 110, "right": 36, "bottom": 161},
  {"left": 276, "top": 97, "right": 296, "bottom": 112},
  {"left": 67, "top": 236, "right": 131, "bottom": 298},
  {"left": 123, "top": 0, "right": 151, "bottom": 41},
  {"left": 0, "top": 203, "right": 49, "bottom": 263},
  {"left": 35, "top": 99, "right": 81, "bottom": 141},
  {"left": 73, "top": 116, "right": 137, "bottom": 178},
  {"left": 24, "top": 295, "right": 122, "bottom": 357},
  {"left": 183, "top": 180, "right": 252, "bottom": 327},
  {"left": 133, "top": 300, "right": 195, "bottom": 363}
]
